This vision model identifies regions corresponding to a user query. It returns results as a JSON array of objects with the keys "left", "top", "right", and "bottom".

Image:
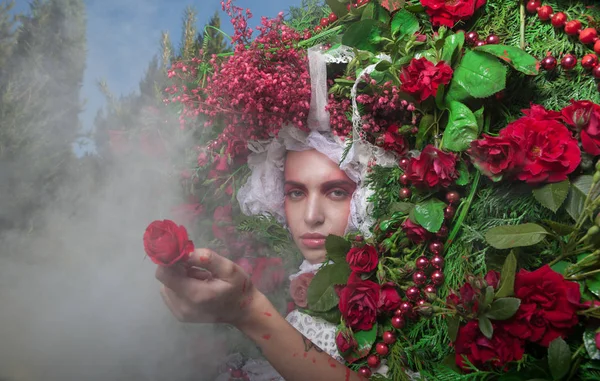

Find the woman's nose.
[{"left": 304, "top": 194, "right": 325, "bottom": 227}]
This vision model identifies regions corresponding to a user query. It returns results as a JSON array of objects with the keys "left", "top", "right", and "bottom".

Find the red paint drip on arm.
[
  {"left": 262, "top": 334, "right": 271, "bottom": 341},
  {"left": 264, "top": 312, "right": 272, "bottom": 317},
  {"left": 345, "top": 368, "right": 350, "bottom": 381}
]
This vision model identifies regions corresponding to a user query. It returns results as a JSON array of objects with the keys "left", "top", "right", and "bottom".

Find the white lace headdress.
[{"left": 236, "top": 45, "right": 398, "bottom": 238}]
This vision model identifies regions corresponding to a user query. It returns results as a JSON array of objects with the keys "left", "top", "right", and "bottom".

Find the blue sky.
[{"left": 14, "top": 0, "right": 303, "bottom": 133}]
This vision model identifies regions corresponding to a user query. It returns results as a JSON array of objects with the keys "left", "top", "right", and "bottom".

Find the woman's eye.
[
  {"left": 329, "top": 189, "right": 349, "bottom": 200},
  {"left": 286, "top": 190, "right": 304, "bottom": 200}
]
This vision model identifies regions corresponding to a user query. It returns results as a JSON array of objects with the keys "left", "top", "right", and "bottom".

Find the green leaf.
[
  {"left": 342, "top": 19, "right": 386, "bottom": 53},
  {"left": 305, "top": 307, "right": 342, "bottom": 324},
  {"left": 543, "top": 220, "right": 576, "bottom": 236},
  {"left": 325, "top": 235, "right": 352, "bottom": 264},
  {"left": 416, "top": 114, "right": 435, "bottom": 150},
  {"left": 389, "top": 202, "right": 415, "bottom": 215},
  {"left": 586, "top": 273, "right": 600, "bottom": 298},
  {"left": 326, "top": 0, "right": 349, "bottom": 17},
  {"left": 583, "top": 331, "right": 600, "bottom": 360},
  {"left": 446, "top": 50, "right": 508, "bottom": 103},
  {"left": 375, "top": 60, "right": 391, "bottom": 71},
  {"left": 485, "top": 297, "right": 521, "bottom": 320},
  {"left": 550, "top": 261, "right": 571, "bottom": 276},
  {"left": 478, "top": 316, "right": 493, "bottom": 339},
  {"left": 485, "top": 223, "right": 549, "bottom": 250},
  {"left": 474, "top": 106, "right": 484, "bottom": 132},
  {"left": 414, "top": 198, "right": 446, "bottom": 233},
  {"left": 361, "top": 1, "right": 390, "bottom": 24},
  {"left": 483, "top": 286, "right": 495, "bottom": 307},
  {"left": 565, "top": 175, "right": 594, "bottom": 222},
  {"left": 441, "top": 101, "right": 479, "bottom": 152},
  {"left": 456, "top": 160, "right": 470, "bottom": 186},
  {"left": 307, "top": 263, "right": 351, "bottom": 312},
  {"left": 474, "top": 44, "right": 539, "bottom": 75},
  {"left": 345, "top": 323, "right": 378, "bottom": 362},
  {"left": 441, "top": 32, "right": 465, "bottom": 65},
  {"left": 390, "top": 9, "right": 419, "bottom": 39},
  {"left": 496, "top": 251, "right": 517, "bottom": 298},
  {"left": 447, "top": 316, "right": 460, "bottom": 342},
  {"left": 548, "top": 337, "right": 571, "bottom": 380},
  {"left": 533, "top": 180, "right": 570, "bottom": 213}
]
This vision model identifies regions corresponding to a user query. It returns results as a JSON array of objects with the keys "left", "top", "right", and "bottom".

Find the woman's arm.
[{"left": 155, "top": 249, "right": 365, "bottom": 381}]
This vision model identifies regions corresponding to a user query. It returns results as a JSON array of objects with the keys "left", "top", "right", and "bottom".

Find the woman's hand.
[{"left": 155, "top": 248, "right": 259, "bottom": 326}]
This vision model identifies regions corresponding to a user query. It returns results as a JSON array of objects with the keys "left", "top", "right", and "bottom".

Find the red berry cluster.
[
  {"left": 357, "top": 330, "right": 396, "bottom": 378},
  {"left": 464, "top": 31, "right": 501, "bottom": 47}
]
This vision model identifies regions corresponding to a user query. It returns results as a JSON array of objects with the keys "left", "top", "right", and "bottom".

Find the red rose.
[
  {"left": 213, "top": 154, "right": 230, "bottom": 172},
  {"left": 468, "top": 134, "right": 525, "bottom": 182},
  {"left": 454, "top": 320, "right": 525, "bottom": 371},
  {"left": 400, "top": 58, "right": 453, "bottom": 102},
  {"left": 405, "top": 145, "right": 459, "bottom": 189},
  {"left": 251, "top": 257, "right": 285, "bottom": 294},
  {"left": 402, "top": 218, "right": 432, "bottom": 244},
  {"left": 290, "top": 273, "right": 315, "bottom": 308},
  {"left": 382, "top": 125, "right": 409, "bottom": 155},
  {"left": 378, "top": 283, "right": 402, "bottom": 313},
  {"left": 446, "top": 283, "right": 480, "bottom": 316},
  {"left": 143, "top": 220, "right": 195, "bottom": 266},
  {"left": 197, "top": 151, "right": 209, "bottom": 167},
  {"left": 339, "top": 272, "right": 380, "bottom": 331},
  {"left": 484, "top": 270, "right": 500, "bottom": 290},
  {"left": 346, "top": 245, "right": 379, "bottom": 273},
  {"left": 505, "top": 265, "right": 581, "bottom": 347},
  {"left": 523, "top": 104, "right": 562, "bottom": 121},
  {"left": 561, "top": 100, "right": 600, "bottom": 156},
  {"left": 420, "top": 0, "right": 487, "bottom": 27},
  {"left": 170, "top": 203, "right": 204, "bottom": 226},
  {"left": 212, "top": 205, "right": 235, "bottom": 241},
  {"left": 500, "top": 117, "right": 581, "bottom": 184},
  {"left": 336, "top": 329, "right": 358, "bottom": 356}
]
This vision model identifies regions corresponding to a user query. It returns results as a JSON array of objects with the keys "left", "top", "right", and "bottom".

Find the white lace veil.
[{"left": 236, "top": 45, "right": 398, "bottom": 238}]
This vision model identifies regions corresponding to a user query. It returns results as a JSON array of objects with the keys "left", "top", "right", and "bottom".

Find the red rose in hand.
[
  {"left": 339, "top": 272, "right": 380, "bottom": 331},
  {"left": 400, "top": 58, "right": 453, "bottom": 102},
  {"left": 336, "top": 328, "right": 358, "bottom": 356},
  {"left": 500, "top": 117, "right": 580, "bottom": 184},
  {"left": 212, "top": 205, "right": 235, "bottom": 241},
  {"left": 505, "top": 265, "right": 581, "bottom": 347},
  {"left": 454, "top": 320, "right": 525, "bottom": 371},
  {"left": 290, "top": 273, "right": 315, "bottom": 308},
  {"left": 346, "top": 245, "right": 379, "bottom": 273},
  {"left": 468, "top": 134, "right": 525, "bottom": 182},
  {"left": 561, "top": 100, "right": 600, "bottom": 156},
  {"left": 420, "top": 0, "right": 487, "bottom": 27},
  {"left": 378, "top": 283, "right": 402, "bottom": 313},
  {"left": 251, "top": 257, "right": 285, "bottom": 294},
  {"left": 143, "top": 220, "right": 194, "bottom": 266},
  {"left": 382, "top": 125, "right": 409, "bottom": 155},
  {"left": 402, "top": 218, "right": 432, "bottom": 244},
  {"left": 405, "top": 145, "right": 459, "bottom": 189}
]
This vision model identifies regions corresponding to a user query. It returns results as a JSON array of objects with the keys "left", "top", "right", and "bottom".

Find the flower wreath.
[{"left": 144, "top": 0, "right": 600, "bottom": 380}]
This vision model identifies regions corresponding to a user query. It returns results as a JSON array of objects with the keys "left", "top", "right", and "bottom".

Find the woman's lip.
[{"left": 300, "top": 238, "right": 326, "bottom": 249}]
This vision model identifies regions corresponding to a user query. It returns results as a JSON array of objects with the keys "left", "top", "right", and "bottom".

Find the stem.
[
  {"left": 519, "top": 0, "right": 526, "bottom": 50},
  {"left": 569, "top": 268, "right": 600, "bottom": 281},
  {"left": 446, "top": 171, "right": 482, "bottom": 249}
]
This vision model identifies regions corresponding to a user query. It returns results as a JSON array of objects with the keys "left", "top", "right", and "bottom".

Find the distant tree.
[
  {"left": 196, "top": 10, "right": 230, "bottom": 56},
  {"left": 0, "top": 0, "right": 86, "bottom": 231},
  {"left": 0, "top": 1, "right": 17, "bottom": 71}
]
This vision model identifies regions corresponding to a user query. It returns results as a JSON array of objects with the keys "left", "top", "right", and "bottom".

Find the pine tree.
[
  {"left": 0, "top": 0, "right": 86, "bottom": 231},
  {"left": 196, "top": 10, "right": 230, "bottom": 56},
  {"left": 0, "top": 1, "right": 17, "bottom": 71}
]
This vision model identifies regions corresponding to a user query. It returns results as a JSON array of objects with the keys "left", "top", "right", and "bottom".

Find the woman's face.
[{"left": 284, "top": 150, "right": 357, "bottom": 264}]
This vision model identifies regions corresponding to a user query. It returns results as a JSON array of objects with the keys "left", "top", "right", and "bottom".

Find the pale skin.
[{"left": 155, "top": 150, "right": 365, "bottom": 380}]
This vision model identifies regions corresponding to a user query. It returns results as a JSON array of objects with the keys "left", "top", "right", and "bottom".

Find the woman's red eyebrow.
[{"left": 284, "top": 180, "right": 307, "bottom": 189}]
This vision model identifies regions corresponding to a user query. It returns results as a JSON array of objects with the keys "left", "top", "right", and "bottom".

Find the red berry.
[
  {"left": 431, "top": 270, "right": 445, "bottom": 285},
  {"left": 465, "top": 31, "right": 478, "bottom": 45},
  {"left": 486, "top": 35, "right": 500, "bottom": 45},
  {"left": 595, "top": 40, "right": 600, "bottom": 55},
  {"left": 399, "top": 188, "right": 412, "bottom": 200},
  {"left": 406, "top": 286, "right": 421, "bottom": 301},
  {"left": 437, "top": 225, "right": 449, "bottom": 238},
  {"left": 355, "top": 235, "right": 364, "bottom": 242},
  {"left": 415, "top": 256, "right": 430, "bottom": 270},
  {"left": 537, "top": 5, "right": 553, "bottom": 21},
  {"left": 551, "top": 12, "right": 567, "bottom": 28},
  {"left": 431, "top": 255, "right": 445, "bottom": 269},
  {"left": 580, "top": 28, "right": 598, "bottom": 44},
  {"left": 593, "top": 65, "right": 600, "bottom": 79},
  {"left": 367, "top": 354, "right": 381, "bottom": 368},
  {"left": 314, "top": 26, "right": 322, "bottom": 33},
  {"left": 541, "top": 55, "right": 557, "bottom": 70},
  {"left": 391, "top": 315, "right": 405, "bottom": 329},
  {"left": 320, "top": 18, "right": 329, "bottom": 27},
  {"left": 400, "top": 174, "right": 409, "bottom": 185},
  {"left": 399, "top": 158, "right": 410, "bottom": 168},
  {"left": 446, "top": 191, "right": 461, "bottom": 204},
  {"left": 429, "top": 241, "right": 444, "bottom": 255},
  {"left": 475, "top": 40, "right": 486, "bottom": 47},
  {"left": 424, "top": 285, "right": 437, "bottom": 295},
  {"left": 565, "top": 20, "right": 582, "bottom": 35},
  {"left": 582, "top": 54, "right": 599, "bottom": 70},
  {"left": 376, "top": 342, "right": 390, "bottom": 356},
  {"left": 412, "top": 271, "right": 427, "bottom": 286},
  {"left": 328, "top": 13, "right": 338, "bottom": 23},
  {"left": 358, "top": 367, "right": 372, "bottom": 378},
  {"left": 444, "top": 205, "right": 456, "bottom": 219},
  {"left": 561, "top": 54, "right": 577, "bottom": 70},
  {"left": 383, "top": 331, "right": 396, "bottom": 345},
  {"left": 526, "top": 0, "right": 541, "bottom": 14}
]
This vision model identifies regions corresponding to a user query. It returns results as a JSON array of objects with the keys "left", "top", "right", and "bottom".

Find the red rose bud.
[
  {"left": 346, "top": 245, "right": 379, "bottom": 273},
  {"left": 378, "top": 283, "right": 403, "bottom": 313},
  {"left": 561, "top": 100, "right": 600, "bottom": 156},
  {"left": 484, "top": 270, "right": 501, "bottom": 289},
  {"left": 143, "top": 220, "right": 195, "bottom": 267},
  {"left": 335, "top": 328, "right": 357, "bottom": 356}
]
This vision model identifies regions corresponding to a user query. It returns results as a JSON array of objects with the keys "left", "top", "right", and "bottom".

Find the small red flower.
[
  {"left": 405, "top": 145, "right": 459, "bottom": 189},
  {"left": 346, "top": 245, "right": 378, "bottom": 273},
  {"left": 420, "top": 0, "right": 487, "bottom": 27},
  {"left": 400, "top": 58, "right": 453, "bottom": 102},
  {"left": 143, "top": 220, "right": 195, "bottom": 266}
]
